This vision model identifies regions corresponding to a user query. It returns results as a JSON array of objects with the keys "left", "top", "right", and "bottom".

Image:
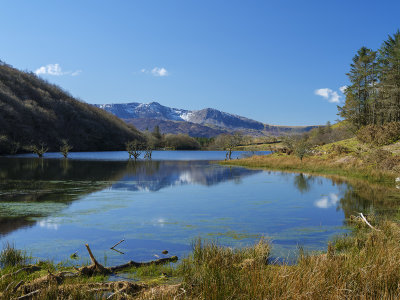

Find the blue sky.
[{"left": 1, "top": 1, "right": 399, "bottom": 125}]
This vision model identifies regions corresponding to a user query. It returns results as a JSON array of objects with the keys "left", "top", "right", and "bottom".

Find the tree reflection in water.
[
  {"left": 0, "top": 158, "right": 261, "bottom": 235},
  {"left": 291, "top": 172, "right": 400, "bottom": 221}
]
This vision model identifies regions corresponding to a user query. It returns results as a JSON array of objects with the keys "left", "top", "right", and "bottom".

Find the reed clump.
[
  {"left": 0, "top": 242, "right": 29, "bottom": 268},
  {"left": 179, "top": 238, "right": 271, "bottom": 299},
  {"left": 178, "top": 220, "right": 400, "bottom": 299},
  {"left": 3, "top": 221, "right": 400, "bottom": 299}
]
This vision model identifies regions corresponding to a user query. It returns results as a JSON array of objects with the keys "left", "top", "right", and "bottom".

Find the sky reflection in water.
[{"left": 0, "top": 154, "right": 395, "bottom": 265}]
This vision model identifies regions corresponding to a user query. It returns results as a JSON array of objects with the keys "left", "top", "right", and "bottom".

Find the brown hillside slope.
[{"left": 0, "top": 61, "right": 143, "bottom": 154}]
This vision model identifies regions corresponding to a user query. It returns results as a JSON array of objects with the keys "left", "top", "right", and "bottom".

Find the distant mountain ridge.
[
  {"left": 97, "top": 102, "right": 192, "bottom": 121},
  {"left": 96, "top": 102, "right": 317, "bottom": 137}
]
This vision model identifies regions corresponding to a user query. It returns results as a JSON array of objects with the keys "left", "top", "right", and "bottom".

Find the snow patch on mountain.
[{"left": 180, "top": 112, "right": 194, "bottom": 122}]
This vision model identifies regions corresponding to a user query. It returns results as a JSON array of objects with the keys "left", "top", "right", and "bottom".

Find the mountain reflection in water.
[
  {"left": 0, "top": 158, "right": 261, "bottom": 235},
  {"left": 112, "top": 161, "right": 261, "bottom": 192},
  {"left": 1, "top": 156, "right": 400, "bottom": 264}
]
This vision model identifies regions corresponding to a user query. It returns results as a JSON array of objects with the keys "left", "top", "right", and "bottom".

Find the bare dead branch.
[
  {"left": 110, "top": 239, "right": 125, "bottom": 249},
  {"left": 358, "top": 213, "right": 381, "bottom": 231}
]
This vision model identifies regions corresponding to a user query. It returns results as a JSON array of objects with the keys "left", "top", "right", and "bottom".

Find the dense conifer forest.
[{"left": 339, "top": 31, "right": 400, "bottom": 128}]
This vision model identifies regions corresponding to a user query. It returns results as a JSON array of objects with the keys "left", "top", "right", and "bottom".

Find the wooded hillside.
[{"left": 0, "top": 61, "right": 143, "bottom": 154}]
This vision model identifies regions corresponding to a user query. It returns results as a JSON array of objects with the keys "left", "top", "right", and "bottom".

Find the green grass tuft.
[{"left": 0, "top": 242, "right": 29, "bottom": 268}]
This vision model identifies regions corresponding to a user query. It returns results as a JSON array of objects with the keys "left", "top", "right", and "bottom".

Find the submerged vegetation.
[{"left": 2, "top": 218, "right": 400, "bottom": 299}]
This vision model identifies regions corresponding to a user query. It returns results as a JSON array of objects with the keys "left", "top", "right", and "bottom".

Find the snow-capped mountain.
[
  {"left": 95, "top": 102, "right": 317, "bottom": 137},
  {"left": 96, "top": 102, "right": 192, "bottom": 121},
  {"left": 96, "top": 101, "right": 265, "bottom": 129}
]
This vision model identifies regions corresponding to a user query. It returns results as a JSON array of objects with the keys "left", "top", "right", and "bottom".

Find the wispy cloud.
[
  {"left": 71, "top": 70, "right": 82, "bottom": 76},
  {"left": 35, "top": 63, "right": 81, "bottom": 76},
  {"left": 314, "top": 88, "right": 341, "bottom": 103},
  {"left": 141, "top": 67, "right": 169, "bottom": 77}
]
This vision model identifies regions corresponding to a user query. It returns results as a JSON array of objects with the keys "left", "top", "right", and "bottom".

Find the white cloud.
[
  {"left": 314, "top": 88, "right": 341, "bottom": 103},
  {"left": 71, "top": 70, "right": 82, "bottom": 76},
  {"left": 34, "top": 63, "right": 81, "bottom": 76},
  {"left": 151, "top": 67, "right": 168, "bottom": 77},
  {"left": 35, "top": 63, "right": 64, "bottom": 76},
  {"left": 141, "top": 67, "right": 169, "bottom": 77},
  {"left": 339, "top": 85, "right": 347, "bottom": 94},
  {"left": 314, "top": 193, "right": 340, "bottom": 209}
]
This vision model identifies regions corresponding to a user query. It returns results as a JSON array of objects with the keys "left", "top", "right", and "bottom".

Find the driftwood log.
[
  {"left": 3, "top": 243, "right": 178, "bottom": 299},
  {"left": 77, "top": 244, "right": 178, "bottom": 276}
]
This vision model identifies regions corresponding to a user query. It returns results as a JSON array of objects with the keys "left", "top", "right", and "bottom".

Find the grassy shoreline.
[
  {"left": 220, "top": 153, "right": 397, "bottom": 185},
  {"left": 2, "top": 218, "right": 400, "bottom": 299},
  {"left": 2, "top": 152, "right": 400, "bottom": 298}
]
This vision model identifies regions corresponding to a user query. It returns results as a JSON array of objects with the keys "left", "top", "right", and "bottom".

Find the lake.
[{"left": 0, "top": 151, "right": 398, "bottom": 266}]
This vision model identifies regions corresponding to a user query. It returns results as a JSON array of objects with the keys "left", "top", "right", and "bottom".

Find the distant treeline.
[
  {"left": 0, "top": 61, "right": 143, "bottom": 155},
  {"left": 143, "top": 125, "right": 206, "bottom": 150},
  {"left": 339, "top": 30, "right": 400, "bottom": 129}
]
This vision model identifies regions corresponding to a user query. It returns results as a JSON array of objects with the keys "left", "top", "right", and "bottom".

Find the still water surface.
[{"left": 0, "top": 151, "right": 398, "bottom": 265}]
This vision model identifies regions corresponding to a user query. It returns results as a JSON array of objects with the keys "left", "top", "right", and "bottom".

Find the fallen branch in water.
[
  {"left": 110, "top": 239, "right": 125, "bottom": 249},
  {"left": 77, "top": 244, "right": 112, "bottom": 276},
  {"left": 76, "top": 244, "right": 178, "bottom": 276},
  {"left": 111, "top": 248, "right": 124, "bottom": 255},
  {"left": 8, "top": 243, "right": 178, "bottom": 298},
  {"left": 109, "top": 256, "right": 179, "bottom": 272}
]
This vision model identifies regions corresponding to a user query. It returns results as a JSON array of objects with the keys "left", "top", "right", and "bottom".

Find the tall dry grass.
[
  {"left": 177, "top": 221, "right": 400, "bottom": 299},
  {"left": 2, "top": 221, "right": 400, "bottom": 299},
  {"left": 221, "top": 154, "right": 396, "bottom": 184}
]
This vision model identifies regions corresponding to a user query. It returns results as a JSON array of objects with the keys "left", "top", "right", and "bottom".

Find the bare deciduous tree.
[
  {"left": 126, "top": 140, "right": 143, "bottom": 160},
  {"left": 214, "top": 132, "right": 243, "bottom": 160},
  {"left": 27, "top": 143, "right": 48, "bottom": 158},
  {"left": 143, "top": 139, "right": 154, "bottom": 160},
  {"left": 60, "top": 139, "right": 73, "bottom": 158}
]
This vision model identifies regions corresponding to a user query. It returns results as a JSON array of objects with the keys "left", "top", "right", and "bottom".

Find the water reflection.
[
  {"left": 315, "top": 193, "right": 340, "bottom": 209},
  {"left": 0, "top": 158, "right": 261, "bottom": 235},
  {"left": 293, "top": 173, "right": 312, "bottom": 194},
  {"left": 291, "top": 173, "right": 400, "bottom": 219},
  {"left": 1, "top": 157, "right": 400, "bottom": 264},
  {"left": 113, "top": 161, "right": 260, "bottom": 192}
]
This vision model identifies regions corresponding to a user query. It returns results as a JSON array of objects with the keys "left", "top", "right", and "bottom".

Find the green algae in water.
[
  {"left": 2, "top": 157, "right": 400, "bottom": 265},
  {"left": 208, "top": 231, "right": 262, "bottom": 240},
  {"left": 0, "top": 202, "right": 68, "bottom": 218}
]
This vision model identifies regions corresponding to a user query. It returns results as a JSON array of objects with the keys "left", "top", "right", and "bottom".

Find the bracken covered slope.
[{"left": 0, "top": 62, "right": 143, "bottom": 154}]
